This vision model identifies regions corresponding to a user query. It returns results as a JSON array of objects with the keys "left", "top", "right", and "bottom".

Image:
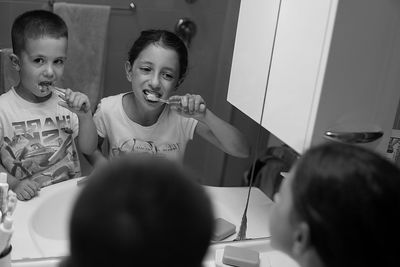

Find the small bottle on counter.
[{"left": 0, "top": 173, "right": 9, "bottom": 215}]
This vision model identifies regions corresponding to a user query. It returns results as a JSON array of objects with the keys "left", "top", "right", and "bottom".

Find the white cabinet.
[
  {"left": 227, "top": 0, "right": 281, "bottom": 123},
  {"left": 228, "top": 0, "right": 400, "bottom": 154}
]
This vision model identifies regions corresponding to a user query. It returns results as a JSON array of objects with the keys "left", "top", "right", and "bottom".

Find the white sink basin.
[
  {"left": 11, "top": 179, "right": 275, "bottom": 266},
  {"left": 30, "top": 186, "right": 80, "bottom": 241}
]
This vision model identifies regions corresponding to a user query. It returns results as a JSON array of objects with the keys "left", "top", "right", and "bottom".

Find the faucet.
[{"left": 175, "top": 18, "right": 197, "bottom": 47}]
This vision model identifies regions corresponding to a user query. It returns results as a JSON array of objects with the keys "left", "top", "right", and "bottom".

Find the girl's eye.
[{"left": 162, "top": 73, "right": 174, "bottom": 80}]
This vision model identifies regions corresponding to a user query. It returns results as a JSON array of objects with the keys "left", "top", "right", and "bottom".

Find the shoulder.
[
  {"left": 94, "top": 93, "right": 125, "bottom": 122},
  {"left": 96, "top": 93, "right": 124, "bottom": 110},
  {"left": 0, "top": 89, "right": 17, "bottom": 111},
  {"left": 0, "top": 89, "right": 15, "bottom": 101}
]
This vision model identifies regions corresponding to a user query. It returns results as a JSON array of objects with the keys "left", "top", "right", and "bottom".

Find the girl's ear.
[
  {"left": 292, "top": 222, "right": 311, "bottom": 257},
  {"left": 125, "top": 61, "right": 133, "bottom": 82},
  {"left": 9, "top": 53, "right": 21, "bottom": 71}
]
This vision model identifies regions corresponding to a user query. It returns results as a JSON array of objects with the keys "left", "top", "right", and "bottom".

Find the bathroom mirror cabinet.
[{"left": 229, "top": 0, "right": 400, "bottom": 155}]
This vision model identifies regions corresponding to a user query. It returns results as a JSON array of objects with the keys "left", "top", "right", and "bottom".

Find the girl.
[
  {"left": 88, "top": 29, "right": 249, "bottom": 164},
  {"left": 269, "top": 142, "right": 400, "bottom": 267}
]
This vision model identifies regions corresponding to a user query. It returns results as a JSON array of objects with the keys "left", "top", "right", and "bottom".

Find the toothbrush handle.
[
  {"left": 165, "top": 99, "right": 181, "bottom": 105},
  {"left": 54, "top": 87, "right": 90, "bottom": 112}
]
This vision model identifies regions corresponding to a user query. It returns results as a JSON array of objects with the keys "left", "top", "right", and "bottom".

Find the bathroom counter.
[
  {"left": 205, "top": 186, "right": 274, "bottom": 241},
  {"left": 10, "top": 178, "right": 281, "bottom": 266}
]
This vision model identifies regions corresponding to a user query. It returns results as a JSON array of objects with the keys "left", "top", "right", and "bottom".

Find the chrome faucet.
[{"left": 175, "top": 18, "right": 197, "bottom": 47}]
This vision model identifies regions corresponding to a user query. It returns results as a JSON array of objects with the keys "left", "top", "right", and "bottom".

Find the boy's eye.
[
  {"left": 33, "top": 58, "right": 45, "bottom": 64},
  {"left": 140, "top": 67, "right": 151, "bottom": 72},
  {"left": 54, "top": 59, "right": 65, "bottom": 65}
]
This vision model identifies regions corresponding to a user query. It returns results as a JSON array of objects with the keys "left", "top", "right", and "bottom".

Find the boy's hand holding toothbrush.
[{"left": 52, "top": 87, "right": 91, "bottom": 115}]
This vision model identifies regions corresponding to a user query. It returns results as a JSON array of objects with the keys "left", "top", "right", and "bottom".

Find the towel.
[
  {"left": 54, "top": 3, "right": 110, "bottom": 112},
  {"left": 0, "top": 48, "right": 19, "bottom": 94}
]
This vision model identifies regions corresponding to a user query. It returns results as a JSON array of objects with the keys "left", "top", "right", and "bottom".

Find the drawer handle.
[{"left": 324, "top": 131, "right": 383, "bottom": 143}]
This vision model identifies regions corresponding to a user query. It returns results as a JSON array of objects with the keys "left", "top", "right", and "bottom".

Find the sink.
[
  {"left": 30, "top": 186, "right": 81, "bottom": 240},
  {"left": 12, "top": 181, "right": 274, "bottom": 266},
  {"left": 25, "top": 179, "right": 82, "bottom": 258}
]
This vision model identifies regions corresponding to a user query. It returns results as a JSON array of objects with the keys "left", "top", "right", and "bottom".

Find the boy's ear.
[
  {"left": 292, "top": 222, "right": 311, "bottom": 257},
  {"left": 9, "top": 53, "right": 21, "bottom": 71},
  {"left": 125, "top": 61, "right": 133, "bottom": 82},
  {"left": 175, "top": 78, "right": 184, "bottom": 90}
]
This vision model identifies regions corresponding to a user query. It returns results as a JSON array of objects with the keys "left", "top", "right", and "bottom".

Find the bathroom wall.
[{"left": 0, "top": 0, "right": 270, "bottom": 186}]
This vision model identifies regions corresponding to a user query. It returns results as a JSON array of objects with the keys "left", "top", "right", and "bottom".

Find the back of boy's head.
[
  {"left": 292, "top": 143, "right": 400, "bottom": 267},
  {"left": 64, "top": 155, "right": 214, "bottom": 267},
  {"left": 11, "top": 10, "right": 68, "bottom": 56}
]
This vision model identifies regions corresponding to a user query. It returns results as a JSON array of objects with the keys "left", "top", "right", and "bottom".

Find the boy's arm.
[
  {"left": 0, "top": 164, "right": 39, "bottom": 201},
  {"left": 0, "top": 164, "right": 18, "bottom": 189},
  {"left": 76, "top": 112, "right": 98, "bottom": 155},
  {"left": 195, "top": 109, "right": 250, "bottom": 158},
  {"left": 83, "top": 135, "right": 108, "bottom": 167},
  {"left": 57, "top": 88, "right": 98, "bottom": 154}
]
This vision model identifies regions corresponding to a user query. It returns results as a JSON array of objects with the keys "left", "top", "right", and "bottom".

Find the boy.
[
  {"left": 0, "top": 10, "right": 97, "bottom": 201},
  {"left": 61, "top": 154, "right": 213, "bottom": 267}
]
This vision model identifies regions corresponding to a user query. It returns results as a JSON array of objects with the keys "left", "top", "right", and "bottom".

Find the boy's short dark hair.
[
  {"left": 63, "top": 155, "right": 214, "bottom": 267},
  {"left": 11, "top": 10, "right": 68, "bottom": 56}
]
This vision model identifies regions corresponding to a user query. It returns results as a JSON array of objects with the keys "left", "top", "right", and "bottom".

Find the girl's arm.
[
  {"left": 170, "top": 94, "right": 250, "bottom": 158},
  {"left": 195, "top": 109, "right": 250, "bottom": 158}
]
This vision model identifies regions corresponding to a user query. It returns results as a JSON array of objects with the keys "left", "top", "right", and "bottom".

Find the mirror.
[
  {"left": 92, "top": 0, "right": 271, "bottom": 188},
  {"left": 0, "top": 0, "right": 274, "bottom": 260}
]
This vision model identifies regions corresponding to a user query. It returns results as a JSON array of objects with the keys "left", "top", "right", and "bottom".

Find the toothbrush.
[
  {"left": 37, "top": 84, "right": 89, "bottom": 112},
  {"left": 145, "top": 94, "right": 181, "bottom": 105}
]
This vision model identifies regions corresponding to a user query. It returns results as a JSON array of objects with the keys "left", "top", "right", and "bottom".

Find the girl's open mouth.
[{"left": 143, "top": 90, "right": 162, "bottom": 103}]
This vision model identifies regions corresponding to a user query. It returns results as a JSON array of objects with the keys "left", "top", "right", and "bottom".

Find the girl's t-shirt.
[{"left": 93, "top": 93, "right": 198, "bottom": 162}]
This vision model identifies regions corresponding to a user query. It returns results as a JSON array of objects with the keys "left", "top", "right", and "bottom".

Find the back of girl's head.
[
  {"left": 64, "top": 155, "right": 213, "bottom": 267},
  {"left": 128, "top": 29, "right": 188, "bottom": 80},
  {"left": 11, "top": 9, "right": 68, "bottom": 56},
  {"left": 292, "top": 143, "right": 400, "bottom": 267}
]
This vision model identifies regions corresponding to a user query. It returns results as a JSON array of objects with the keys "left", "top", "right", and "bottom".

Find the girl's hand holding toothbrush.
[{"left": 170, "top": 94, "right": 207, "bottom": 120}]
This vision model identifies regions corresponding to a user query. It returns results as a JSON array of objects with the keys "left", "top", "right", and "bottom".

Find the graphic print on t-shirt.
[
  {"left": 111, "top": 138, "right": 181, "bottom": 159},
  {"left": 0, "top": 115, "right": 80, "bottom": 187}
]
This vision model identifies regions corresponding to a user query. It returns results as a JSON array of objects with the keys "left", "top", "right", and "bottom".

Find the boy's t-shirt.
[
  {"left": 0, "top": 87, "right": 81, "bottom": 187},
  {"left": 93, "top": 93, "right": 198, "bottom": 162}
]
